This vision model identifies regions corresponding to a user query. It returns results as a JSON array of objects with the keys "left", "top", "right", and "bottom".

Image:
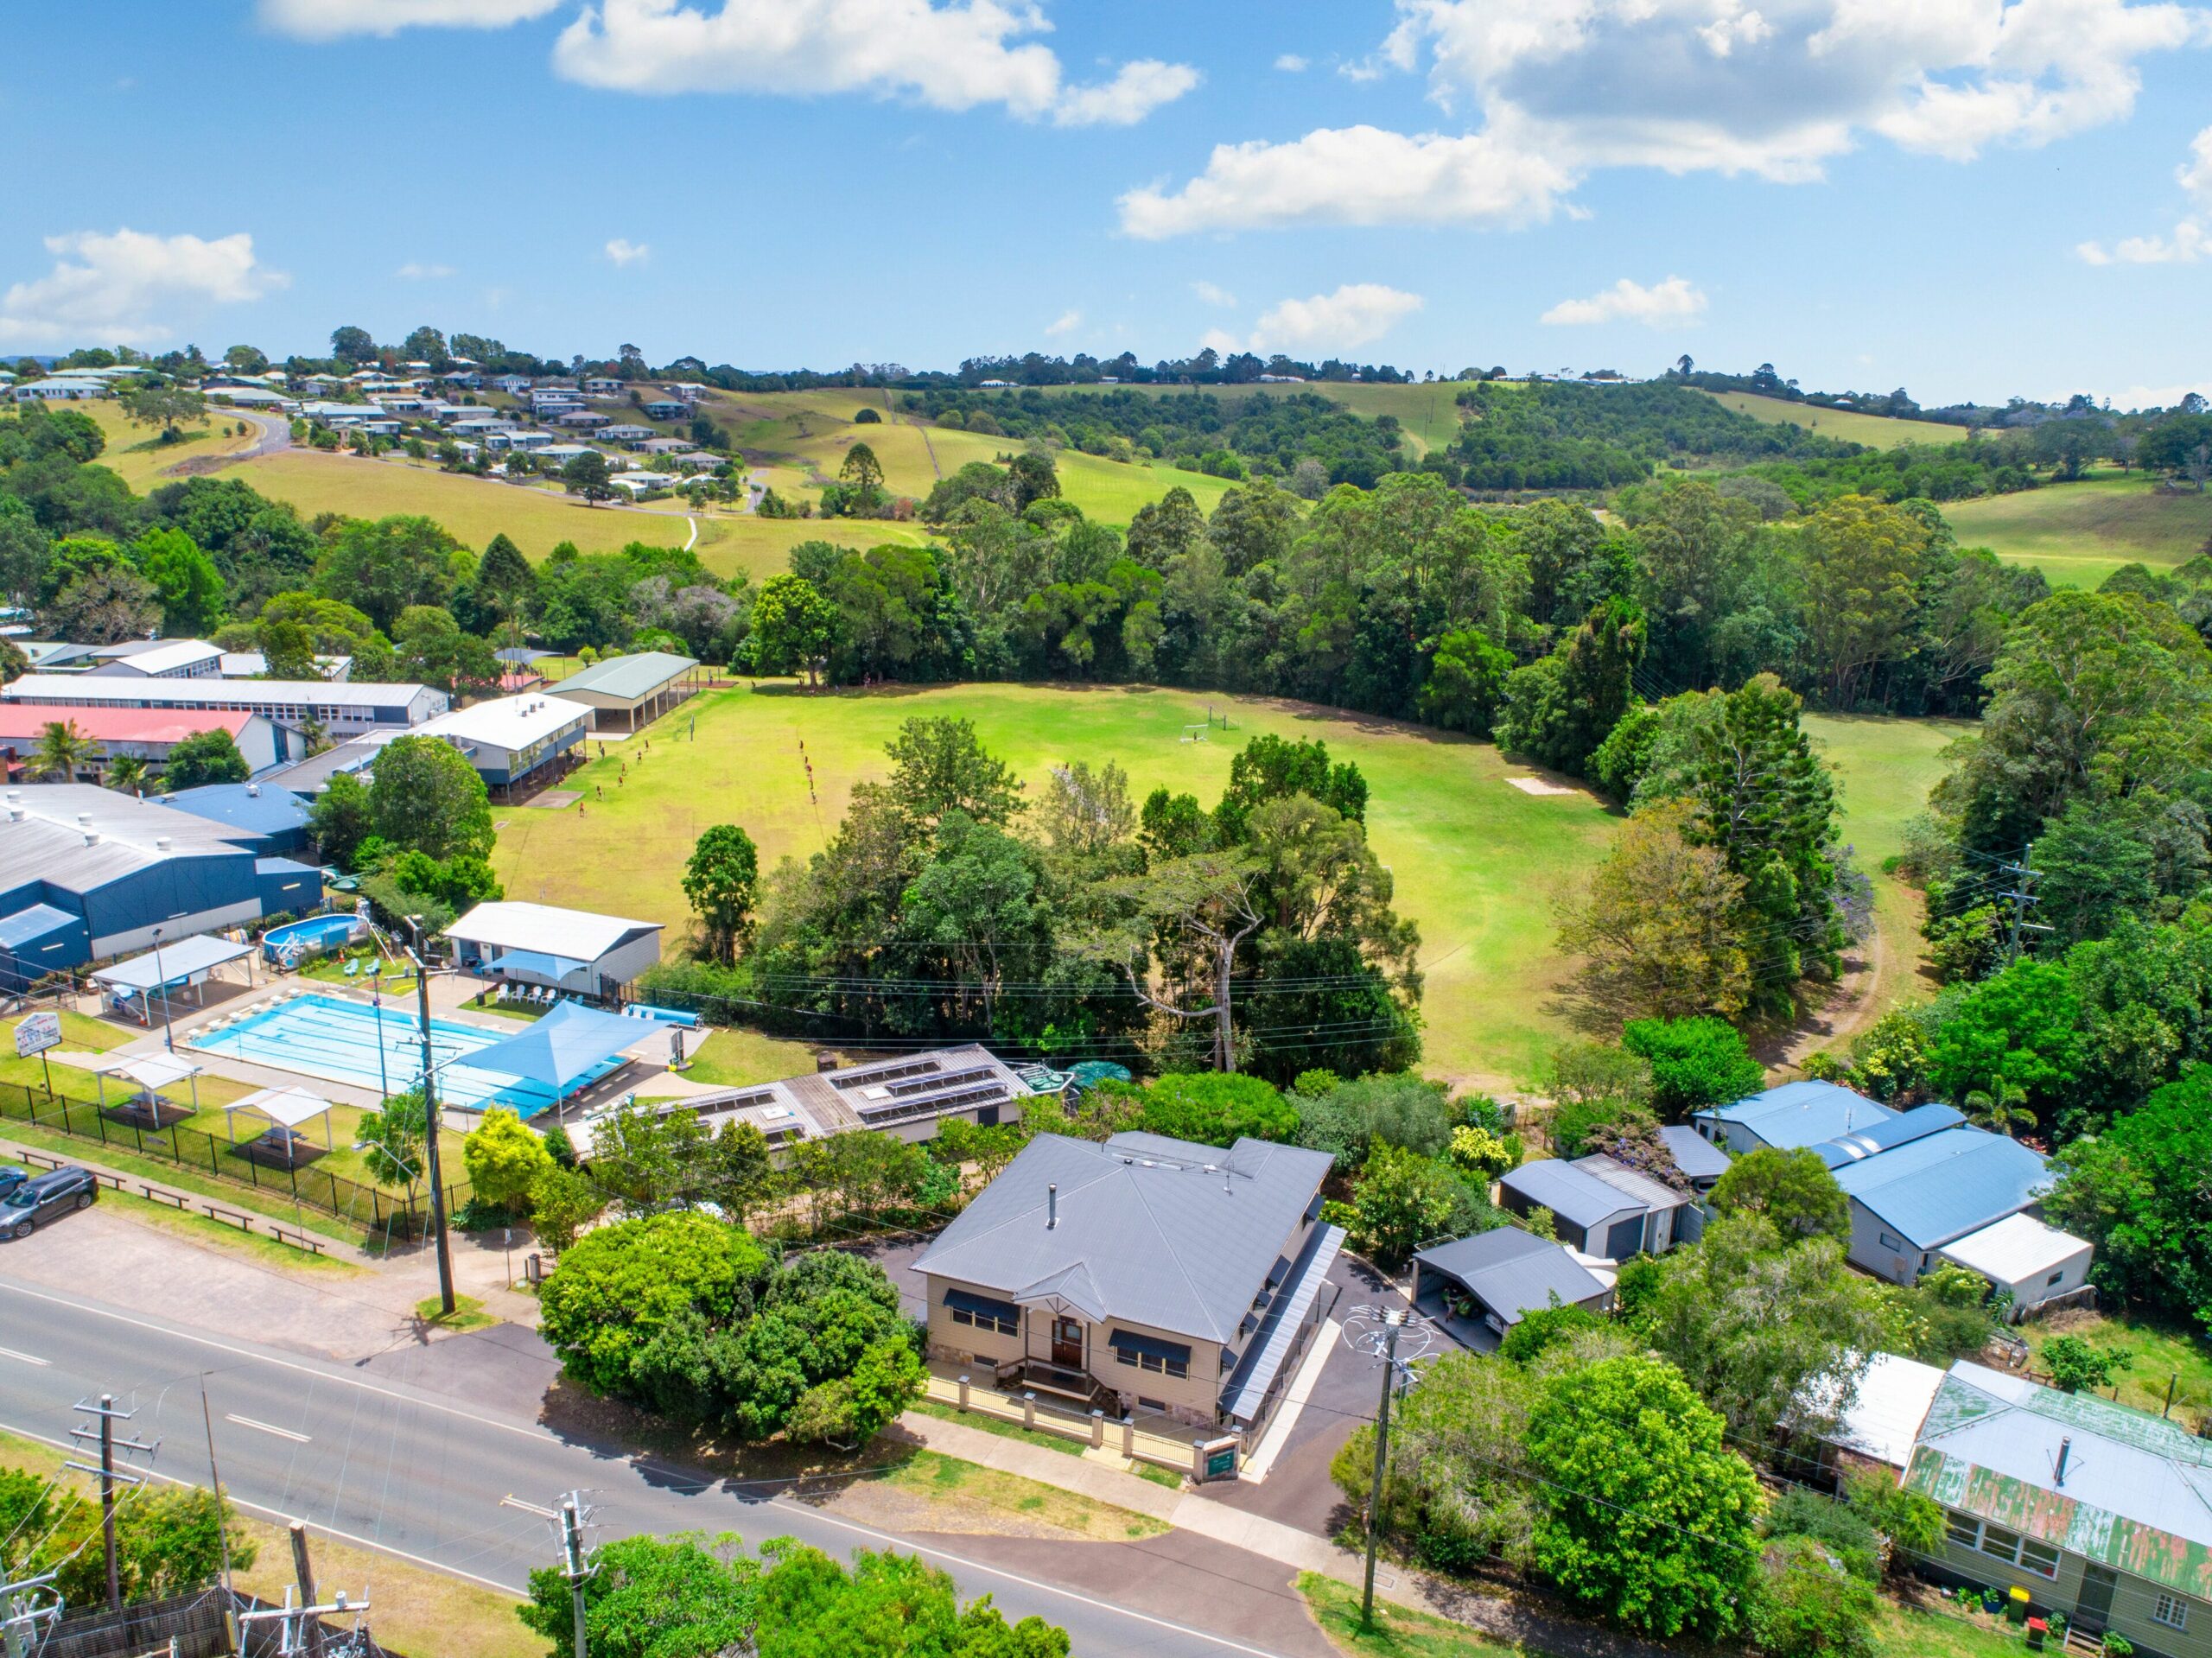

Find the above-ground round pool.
[{"left": 262, "top": 912, "right": 365, "bottom": 965}]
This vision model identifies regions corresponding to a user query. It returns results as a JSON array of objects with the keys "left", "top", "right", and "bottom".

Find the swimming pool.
[
  {"left": 189, "top": 994, "right": 619, "bottom": 1116},
  {"left": 262, "top": 913, "right": 365, "bottom": 965}
]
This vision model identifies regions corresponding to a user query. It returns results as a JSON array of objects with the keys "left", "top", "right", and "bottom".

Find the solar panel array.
[
  {"left": 855, "top": 1080, "right": 1010, "bottom": 1127},
  {"left": 880, "top": 1064, "right": 996, "bottom": 1099},
  {"left": 829, "top": 1056, "right": 944, "bottom": 1090}
]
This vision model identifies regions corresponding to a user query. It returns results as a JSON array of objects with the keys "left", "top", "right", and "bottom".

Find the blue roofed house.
[
  {"left": 1694, "top": 1079, "right": 1900, "bottom": 1153},
  {"left": 915, "top": 1130, "right": 1339, "bottom": 1442}
]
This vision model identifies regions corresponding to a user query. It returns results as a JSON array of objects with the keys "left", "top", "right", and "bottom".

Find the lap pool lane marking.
[{"left": 0, "top": 1279, "right": 1296, "bottom": 1658}]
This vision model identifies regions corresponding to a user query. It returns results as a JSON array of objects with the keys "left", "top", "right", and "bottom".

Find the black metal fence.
[{"left": 0, "top": 1080, "right": 467, "bottom": 1236}]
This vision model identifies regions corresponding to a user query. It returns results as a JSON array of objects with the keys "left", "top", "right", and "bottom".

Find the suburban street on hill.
[{"left": 0, "top": 1274, "right": 1323, "bottom": 1658}]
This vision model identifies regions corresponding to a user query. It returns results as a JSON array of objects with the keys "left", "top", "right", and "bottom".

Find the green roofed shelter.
[{"left": 548, "top": 651, "right": 700, "bottom": 734}]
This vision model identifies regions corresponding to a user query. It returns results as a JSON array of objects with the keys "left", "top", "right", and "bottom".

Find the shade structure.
[
  {"left": 461, "top": 1000, "right": 645, "bottom": 1099},
  {"left": 225, "top": 1085, "right": 337, "bottom": 1150},
  {"left": 93, "top": 1049, "right": 201, "bottom": 1115},
  {"left": 91, "top": 934, "right": 253, "bottom": 993}
]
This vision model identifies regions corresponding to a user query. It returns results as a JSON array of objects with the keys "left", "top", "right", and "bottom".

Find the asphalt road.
[{"left": 0, "top": 1274, "right": 1311, "bottom": 1658}]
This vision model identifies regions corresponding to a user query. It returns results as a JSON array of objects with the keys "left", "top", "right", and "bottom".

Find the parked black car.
[{"left": 2, "top": 1167, "right": 97, "bottom": 1238}]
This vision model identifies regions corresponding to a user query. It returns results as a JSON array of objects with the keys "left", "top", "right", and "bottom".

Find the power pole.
[
  {"left": 236, "top": 1584, "right": 369, "bottom": 1657},
  {"left": 1361, "top": 1311, "right": 1405, "bottom": 1631},
  {"left": 67, "top": 1395, "right": 155, "bottom": 1612},
  {"left": 560, "top": 1494, "right": 595, "bottom": 1658},
  {"left": 402, "top": 917, "right": 454, "bottom": 1316},
  {"left": 289, "top": 1523, "right": 323, "bottom": 1658},
  {"left": 0, "top": 1573, "right": 60, "bottom": 1658},
  {"left": 1997, "top": 841, "right": 2050, "bottom": 964}
]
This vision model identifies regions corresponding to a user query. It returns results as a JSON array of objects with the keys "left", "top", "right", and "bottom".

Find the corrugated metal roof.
[
  {"left": 0, "top": 904, "right": 78, "bottom": 948},
  {"left": 1697, "top": 1081, "right": 1898, "bottom": 1149},
  {"left": 1497, "top": 1159, "right": 1641, "bottom": 1229},
  {"left": 3, "top": 673, "right": 435, "bottom": 711},
  {"left": 1658, "top": 1123, "right": 1732, "bottom": 1181},
  {"left": 159, "top": 784, "right": 312, "bottom": 839},
  {"left": 1905, "top": 1361, "right": 2212, "bottom": 1596},
  {"left": 915, "top": 1132, "right": 1332, "bottom": 1344},
  {"left": 1814, "top": 1102, "right": 1965, "bottom": 1167},
  {"left": 1574, "top": 1152, "right": 1688, "bottom": 1211},
  {"left": 550, "top": 651, "right": 697, "bottom": 702},
  {"left": 1937, "top": 1213, "right": 2092, "bottom": 1281},
  {"left": 1414, "top": 1225, "right": 1608, "bottom": 1324},
  {"left": 1833, "top": 1128, "right": 2050, "bottom": 1249}
]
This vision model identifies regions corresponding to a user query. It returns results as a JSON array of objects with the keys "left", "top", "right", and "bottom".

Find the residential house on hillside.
[
  {"left": 601, "top": 423, "right": 654, "bottom": 445},
  {"left": 1903, "top": 1362, "right": 2212, "bottom": 1657},
  {"left": 641, "top": 398, "right": 686, "bottom": 420},
  {"left": 917, "top": 1130, "right": 1340, "bottom": 1439},
  {"left": 1695, "top": 1079, "right": 1897, "bottom": 1153},
  {"left": 1497, "top": 1153, "right": 1691, "bottom": 1258},
  {"left": 493, "top": 374, "right": 532, "bottom": 396},
  {"left": 582, "top": 377, "right": 624, "bottom": 396},
  {"left": 1413, "top": 1226, "right": 1613, "bottom": 1350}
]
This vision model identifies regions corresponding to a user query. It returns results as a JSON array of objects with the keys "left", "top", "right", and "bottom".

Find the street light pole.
[
  {"left": 369, "top": 965, "right": 390, "bottom": 1101},
  {"left": 402, "top": 917, "right": 455, "bottom": 1316},
  {"left": 149, "top": 924, "right": 177, "bottom": 1051},
  {"left": 1361, "top": 1310, "right": 1406, "bottom": 1632}
]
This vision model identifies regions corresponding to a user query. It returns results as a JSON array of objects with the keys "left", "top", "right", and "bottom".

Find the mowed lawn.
[
  {"left": 1943, "top": 474, "right": 2212, "bottom": 588},
  {"left": 1703, "top": 391, "right": 1971, "bottom": 448},
  {"left": 493, "top": 684, "right": 1955, "bottom": 1087}
]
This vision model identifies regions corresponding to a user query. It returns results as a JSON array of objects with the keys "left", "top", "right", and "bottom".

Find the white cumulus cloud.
[
  {"left": 2078, "top": 122, "right": 2212, "bottom": 264},
  {"left": 0, "top": 229, "right": 287, "bottom": 347},
  {"left": 605, "top": 238, "right": 651, "bottom": 264},
  {"left": 1126, "top": 0, "right": 2211, "bottom": 234},
  {"left": 396, "top": 261, "right": 456, "bottom": 279},
  {"left": 1541, "top": 275, "right": 1708, "bottom": 326},
  {"left": 259, "top": 0, "right": 562, "bottom": 39},
  {"left": 1044, "top": 308, "right": 1082, "bottom": 336},
  {"left": 1274, "top": 53, "right": 1308, "bottom": 72},
  {"left": 1121, "top": 125, "right": 1573, "bottom": 238},
  {"left": 550, "top": 0, "right": 1197, "bottom": 127},
  {"left": 1211, "top": 283, "right": 1425, "bottom": 354}
]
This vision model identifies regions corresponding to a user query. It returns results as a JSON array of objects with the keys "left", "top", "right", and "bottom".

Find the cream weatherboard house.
[{"left": 915, "top": 1131, "right": 1341, "bottom": 1439}]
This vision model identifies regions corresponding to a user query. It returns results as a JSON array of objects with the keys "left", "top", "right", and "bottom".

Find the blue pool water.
[
  {"left": 262, "top": 913, "right": 364, "bottom": 964},
  {"left": 190, "top": 994, "right": 614, "bottom": 1117}
]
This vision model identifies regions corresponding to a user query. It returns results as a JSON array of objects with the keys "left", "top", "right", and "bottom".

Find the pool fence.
[{"left": 0, "top": 1078, "right": 468, "bottom": 1236}]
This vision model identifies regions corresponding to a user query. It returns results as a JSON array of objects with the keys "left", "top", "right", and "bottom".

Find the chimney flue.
[
  {"left": 1046, "top": 1183, "right": 1058, "bottom": 1229},
  {"left": 2055, "top": 1436, "right": 2073, "bottom": 1487}
]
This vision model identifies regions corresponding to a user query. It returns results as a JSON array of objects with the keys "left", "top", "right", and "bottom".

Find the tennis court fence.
[{"left": 0, "top": 1080, "right": 468, "bottom": 1236}]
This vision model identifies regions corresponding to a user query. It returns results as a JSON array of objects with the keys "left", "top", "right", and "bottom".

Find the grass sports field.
[
  {"left": 1943, "top": 473, "right": 2212, "bottom": 588},
  {"left": 226, "top": 448, "right": 929, "bottom": 583},
  {"left": 494, "top": 682, "right": 1950, "bottom": 1087},
  {"left": 1702, "top": 391, "right": 1970, "bottom": 448}
]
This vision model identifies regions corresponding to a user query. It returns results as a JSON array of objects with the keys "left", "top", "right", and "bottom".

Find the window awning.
[
  {"left": 944, "top": 1288, "right": 1020, "bottom": 1325},
  {"left": 1106, "top": 1329, "right": 1192, "bottom": 1365}
]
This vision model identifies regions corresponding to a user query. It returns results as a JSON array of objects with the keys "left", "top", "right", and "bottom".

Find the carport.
[{"left": 92, "top": 934, "right": 256, "bottom": 1026}]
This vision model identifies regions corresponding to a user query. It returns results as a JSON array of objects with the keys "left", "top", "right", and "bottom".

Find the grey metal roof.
[
  {"left": 1833, "top": 1127, "right": 2050, "bottom": 1250},
  {"left": 1498, "top": 1159, "right": 1641, "bottom": 1229},
  {"left": 915, "top": 1131, "right": 1332, "bottom": 1344},
  {"left": 1414, "top": 1225, "right": 1609, "bottom": 1325},
  {"left": 1658, "top": 1124, "right": 1732, "bottom": 1181},
  {"left": 0, "top": 785, "right": 249, "bottom": 893},
  {"left": 1696, "top": 1081, "right": 1897, "bottom": 1149},
  {"left": 1573, "top": 1153, "right": 1689, "bottom": 1211},
  {"left": 550, "top": 651, "right": 697, "bottom": 702}
]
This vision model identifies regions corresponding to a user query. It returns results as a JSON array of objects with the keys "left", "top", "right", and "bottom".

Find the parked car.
[
  {"left": 0, "top": 1166, "right": 25, "bottom": 1204},
  {"left": 2, "top": 1167, "right": 97, "bottom": 1238}
]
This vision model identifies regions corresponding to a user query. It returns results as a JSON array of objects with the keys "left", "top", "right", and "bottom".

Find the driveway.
[{"left": 1205, "top": 1251, "right": 1411, "bottom": 1535}]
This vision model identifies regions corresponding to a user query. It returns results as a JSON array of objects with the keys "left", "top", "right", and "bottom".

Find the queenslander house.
[{"left": 915, "top": 1131, "right": 1341, "bottom": 1440}]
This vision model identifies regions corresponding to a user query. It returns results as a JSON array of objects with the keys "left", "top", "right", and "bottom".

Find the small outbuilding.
[
  {"left": 1936, "top": 1213, "right": 2095, "bottom": 1321},
  {"left": 445, "top": 900, "right": 664, "bottom": 1001},
  {"left": 1498, "top": 1154, "right": 1691, "bottom": 1259},
  {"left": 1413, "top": 1226, "right": 1612, "bottom": 1351}
]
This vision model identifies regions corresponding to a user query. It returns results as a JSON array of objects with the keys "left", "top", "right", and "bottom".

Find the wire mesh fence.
[{"left": 0, "top": 1080, "right": 467, "bottom": 1237}]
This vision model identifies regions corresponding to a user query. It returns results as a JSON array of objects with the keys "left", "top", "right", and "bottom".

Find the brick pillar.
[
  {"left": 1122, "top": 1415, "right": 1135, "bottom": 1457},
  {"left": 1022, "top": 1391, "right": 1036, "bottom": 1431},
  {"left": 1090, "top": 1409, "right": 1104, "bottom": 1448},
  {"left": 957, "top": 1375, "right": 970, "bottom": 1411}
]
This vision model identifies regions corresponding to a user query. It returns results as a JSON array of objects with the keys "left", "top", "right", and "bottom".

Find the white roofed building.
[
  {"left": 416, "top": 693, "right": 588, "bottom": 795},
  {"left": 3, "top": 674, "right": 446, "bottom": 736},
  {"left": 1937, "top": 1214, "right": 2095, "bottom": 1321},
  {"left": 445, "top": 900, "right": 664, "bottom": 1000}
]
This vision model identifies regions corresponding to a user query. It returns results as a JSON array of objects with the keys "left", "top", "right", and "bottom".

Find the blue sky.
[{"left": 3, "top": 0, "right": 2208, "bottom": 405}]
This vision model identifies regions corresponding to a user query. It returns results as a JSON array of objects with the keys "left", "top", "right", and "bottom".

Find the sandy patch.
[{"left": 1506, "top": 776, "right": 1580, "bottom": 797}]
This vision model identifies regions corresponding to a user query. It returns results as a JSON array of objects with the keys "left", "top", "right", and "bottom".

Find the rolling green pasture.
[
  {"left": 492, "top": 683, "right": 1952, "bottom": 1087},
  {"left": 1942, "top": 474, "right": 2212, "bottom": 588},
  {"left": 78, "top": 400, "right": 261, "bottom": 490},
  {"left": 1703, "top": 391, "right": 1971, "bottom": 448},
  {"left": 226, "top": 449, "right": 926, "bottom": 584},
  {"left": 1035, "top": 379, "right": 1472, "bottom": 459},
  {"left": 703, "top": 391, "right": 1236, "bottom": 522}
]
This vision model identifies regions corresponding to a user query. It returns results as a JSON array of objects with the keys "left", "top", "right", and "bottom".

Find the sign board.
[
  {"left": 13, "top": 1012, "right": 60, "bottom": 1060},
  {"left": 1204, "top": 1443, "right": 1238, "bottom": 1481}
]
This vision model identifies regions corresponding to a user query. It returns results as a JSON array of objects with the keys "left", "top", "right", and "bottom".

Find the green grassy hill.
[
  {"left": 1942, "top": 473, "right": 2212, "bottom": 588},
  {"left": 1702, "top": 391, "right": 1970, "bottom": 448},
  {"left": 1033, "top": 379, "right": 1470, "bottom": 459},
  {"left": 494, "top": 683, "right": 1952, "bottom": 1087}
]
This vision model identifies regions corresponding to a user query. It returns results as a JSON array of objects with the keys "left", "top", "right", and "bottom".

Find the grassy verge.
[
  {"left": 1875, "top": 1599, "right": 2038, "bottom": 1657},
  {"left": 2021, "top": 1308, "right": 2212, "bottom": 1420},
  {"left": 878, "top": 1448, "right": 1168, "bottom": 1540},
  {"left": 1298, "top": 1574, "right": 1523, "bottom": 1655},
  {"left": 416, "top": 1293, "right": 499, "bottom": 1331},
  {"left": 101, "top": 1187, "right": 360, "bottom": 1274},
  {"left": 907, "top": 1398, "right": 1086, "bottom": 1456},
  {"left": 0, "top": 1427, "right": 536, "bottom": 1658},
  {"left": 0, "top": 1125, "right": 365, "bottom": 1247}
]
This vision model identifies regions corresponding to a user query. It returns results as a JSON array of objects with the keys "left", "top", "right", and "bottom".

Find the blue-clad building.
[
  {"left": 156, "top": 782, "right": 316, "bottom": 856},
  {"left": 1693, "top": 1079, "right": 1899, "bottom": 1153},
  {"left": 0, "top": 784, "right": 321, "bottom": 995}
]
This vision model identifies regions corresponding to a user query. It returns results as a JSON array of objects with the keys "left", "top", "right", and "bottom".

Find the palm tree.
[
  {"left": 1964, "top": 1083, "right": 2035, "bottom": 1138},
  {"left": 104, "top": 755, "right": 151, "bottom": 796},
  {"left": 33, "top": 720, "right": 95, "bottom": 782}
]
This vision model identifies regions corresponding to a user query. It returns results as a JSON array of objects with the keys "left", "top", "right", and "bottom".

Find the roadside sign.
[
  {"left": 1205, "top": 1443, "right": 1238, "bottom": 1480},
  {"left": 13, "top": 1012, "right": 60, "bottom": 1059}
]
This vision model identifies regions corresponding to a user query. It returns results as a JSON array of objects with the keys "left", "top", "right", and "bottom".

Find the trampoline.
[{"left": 189, "top": 994, "right": 626, "bottom": 1115}]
